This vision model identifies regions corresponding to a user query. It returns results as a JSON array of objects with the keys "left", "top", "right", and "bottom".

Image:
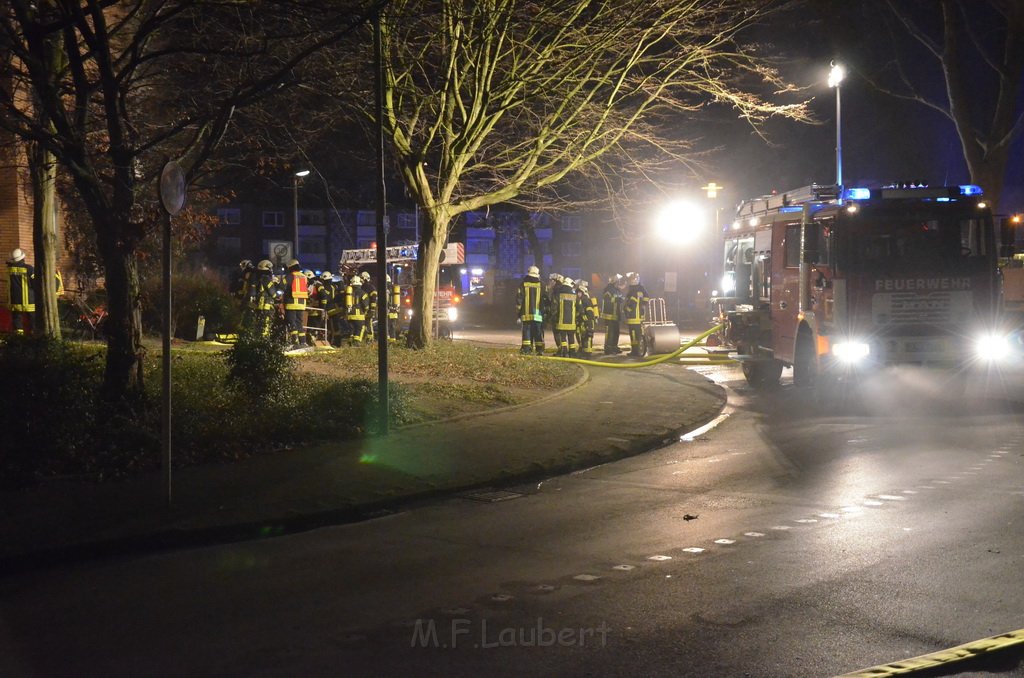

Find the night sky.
[{"left": 715, "top": 1, "right": 1022, "bottom": 217}]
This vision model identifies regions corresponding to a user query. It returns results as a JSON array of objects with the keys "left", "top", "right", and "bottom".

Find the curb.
[{"left": 0, "top": 369, "right": 726, "bottom": 577}]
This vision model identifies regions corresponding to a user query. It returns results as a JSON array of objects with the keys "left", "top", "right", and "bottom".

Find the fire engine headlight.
[
  {"left": 720, "top": 272, "right": 736, "bottom": 295},
  {"left": 832, "top": 341, "right": 870, "bottom": 364},
  {"left": 446, "top": 306, "right": 458, "bottom": 322},
  {"left": 974, "top": 333, "right": 1011, "bottom": 361}
]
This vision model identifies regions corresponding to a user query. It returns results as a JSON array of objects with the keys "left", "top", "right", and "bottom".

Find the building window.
[
  {"left": 561, "top": 215, "right": 582, "bottom": 231},
  {"left": 300, "top": 236, "right": 326, "bottom": 255},
  {"left": 561, "top": 241, "right": 582, "bottom": 257},
  {"left": 299, "top": 209, "right": 324, "bottom": 226},
  {"left": 216, "top": 237, "right": 241, "bottom": 257},
  {"left": 467, "top": 239, "right": 493, "bottom": 255},
  {"left": 218, "top": 208, "right": 241, "bottom": 225},
  {"left": 357, "top": 211, "right": 376, "bottom": 228},
  {"left": 262, "top": 211, "right": 284, "bottom": 227}
]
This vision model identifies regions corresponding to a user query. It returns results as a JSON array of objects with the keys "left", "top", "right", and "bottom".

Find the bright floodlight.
[
  {"left": 655, "top": 200, "right": 706, "bottom": 245},
  {"left": 828, "top": 62, "right": 845, "bottom": 88},
  {"left": 295, "top": 169, "right": 310, "bottom": 177}
]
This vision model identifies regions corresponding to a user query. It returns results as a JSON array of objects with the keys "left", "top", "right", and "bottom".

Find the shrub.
[
  {"left": 140, "top": 267, "right": 241, "bottom": 338},
  {"left": 223, "top": 328, "right": 293, "bottom": 404},
  {"left": 0, "top": 336, "right": 103, "bottom": 485}
]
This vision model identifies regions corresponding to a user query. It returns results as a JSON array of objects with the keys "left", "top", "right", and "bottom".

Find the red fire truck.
[{"left": 711, "top": 183, "right": 1010, "bottom": 388}]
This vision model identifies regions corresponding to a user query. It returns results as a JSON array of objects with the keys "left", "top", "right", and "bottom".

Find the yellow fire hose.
[{"left": 540, "top": 323, "right": 728, "bottom": 368}]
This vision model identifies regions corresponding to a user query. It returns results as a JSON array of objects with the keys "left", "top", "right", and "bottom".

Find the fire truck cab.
[{"left": 712, "top": 183, "right": 1007, "bottom": 388}]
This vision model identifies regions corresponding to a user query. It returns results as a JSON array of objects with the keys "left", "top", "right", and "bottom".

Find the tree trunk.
[
  {"left": 967, "top": 156, "right": 1007, "bottom": 215},
  {"left": 30, "top": 142, "right": 61, "bottom": 339},
  {"left": 405, "top": 211, "right": 448, "bottom": 349},
  {"left": 96, "top": 223, "right": 144, "bottom": 401}
]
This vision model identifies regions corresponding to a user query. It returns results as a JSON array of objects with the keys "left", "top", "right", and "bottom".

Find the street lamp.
[
  {"left": 293, "top": 169, "right": 310, "bottom": 260},
  {"left": 655, "top": 200, "right": 706, "bottom": 245},
  {"left": 828, "top": 61, "right": 845, "bottom": 189}
]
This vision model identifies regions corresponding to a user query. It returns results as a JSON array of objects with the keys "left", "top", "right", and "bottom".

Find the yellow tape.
[
  {"left": 837, "top": 628, "right": 1024, "bottom": 677},
  {"left": 540, "top": 324, "right": 725, "bottom": 369}
]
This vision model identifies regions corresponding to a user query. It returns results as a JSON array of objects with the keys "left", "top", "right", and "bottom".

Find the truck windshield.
[{"left": 846, "top": 215, "right": 989, "bottom": 270}]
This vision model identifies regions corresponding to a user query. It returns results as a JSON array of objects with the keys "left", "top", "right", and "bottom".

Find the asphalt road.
[{"left": 2, "top": 342, "right": 1024, "bottom": 677}]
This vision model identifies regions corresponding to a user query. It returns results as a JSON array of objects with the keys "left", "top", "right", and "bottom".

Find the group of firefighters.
[
  {"left": 231, "top": 258, "right": 401, "bottom": 349},
  {"left": 517, "top": 266, "right": 648, "bottom": 358}
]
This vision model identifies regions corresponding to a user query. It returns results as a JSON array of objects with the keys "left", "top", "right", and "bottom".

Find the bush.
[
  {"left": 140, "top": 267, "right": 241, "bottom": 338},
  {"left": 0, "top": 336, "right": 103, "bottom": 486},
  {"left": 223, "top": 328, "right": 293, "bottom": 403}
]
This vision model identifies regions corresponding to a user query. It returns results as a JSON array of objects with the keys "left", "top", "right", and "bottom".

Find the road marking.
[
  {"left": 837, "top": 627, "right": 1024, "bottom": 677},
  {"left": 744, "top": 532, "right": 766, "bottom": 537},
  {"left": 876, "top": 495, "right": 907, "bottom": 501},
  {"left": 647, "top": 555, "right": 672, "bottom": 561},
  {"left": 682, "top": 547, "right": 706, "bottom": 553},
  {"left": 794, "top": 519, "right": 818, "bottom": 524},
  {"left": 863, "top": 500, "right": 885, "bottom": 506},
  {"left": 613, "top": 564, "right": 635, "bottom": 571},
  {"left": 714, "top": 539, "right": 736, "bottom": 545},
  {"left": 491, "top": 593, "right": 514, "bottom": 602},
  {"left": 573, "top": 574, "right": 601, "bottom": 582},
  {"left": 770, "top": 525, "right": 792, "bottom": 531},
  {"left": 818, "top": 512, "right": 841, "bottom": 519},
  {"left": 680, "top": 412, "right": 731, "bottom": 442}
]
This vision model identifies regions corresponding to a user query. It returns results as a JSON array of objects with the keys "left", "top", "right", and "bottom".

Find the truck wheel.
[
  {"left": 742, "top": 359, "right": 783, "bottom": 389},
  {"left": 793, "top": 331, "right": 817, "bottom": 388}
]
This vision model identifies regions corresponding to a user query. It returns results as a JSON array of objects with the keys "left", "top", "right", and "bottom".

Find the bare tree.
[
  {"left": 878, "top": 0, "right": 1024, "bottom": 210},
  {"left": 0, "top": 0, "right": 376, "bottom": 400},
  {"left": 334, "top": 0, "right": 810, "bottom": 348}
]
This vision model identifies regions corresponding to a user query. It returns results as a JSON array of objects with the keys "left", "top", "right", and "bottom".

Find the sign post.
[{"left": 159, "top": 161, "right": 186, "bottom": 507}]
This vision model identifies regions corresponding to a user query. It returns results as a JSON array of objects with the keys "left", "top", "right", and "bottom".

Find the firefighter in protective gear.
[
  {"left": 250, "top": 260, "right": 278, "bottom": 336},
  {"left": 359, "top": 271, "right": 378, "bottom": 342},
  {"left": 7, "top": 248, "right": 35, "bottom": 334},
  {"left": 386, "top": 274, "right": 400, "bottom": 343},
  {"left": 346, "top": 275, "right": 368, "bottom": 345},
  {"left": 623, "top": 271, "right": 648, "bottom": 356},
  {"left": 517, "top": 265, "right": 546, "bottom": 354},
  {"left": 576, "top": 279, "right": 599, "bottom": 358},
  {"left": 553, "top": 277, "right": 578, "bottom": 357},
  {"left": 283, "top": 259, "right": 308, "bottom": 347},
  {"left": 231, "top": 259, "right": 254, "bottom": 300},
  {"left": 602, "top": 273, "right": 624, "bottom": 354}
]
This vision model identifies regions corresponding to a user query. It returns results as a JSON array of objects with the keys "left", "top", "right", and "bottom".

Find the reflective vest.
[
  {"left": 388, "top": 284, "right": 400, "bottom": 320},
  {"left": 517, "top": 277, "right": 544, "bottom": 322},
  {"left": 284, "top": 270, "right": 308, "bottom": 311},
  {"left": 252, "top": 272, "right": 277, "bottom": 311},
  {"left": 346, "top": 285, "right": 366, "bottom": 321},
  {"left": 624, "top": 284, "right": 647, "bottom": 325},
  {"left": 554, "top": 285, "right": 577, "bottom": 331},
  {"left": 578, "top": 292, "right": 599, "bottom": 331},
  {"left": 601, "top": 284, "right": 620, "bottom": 321},
  {"left": 7, "top": 261, "right": 35, "bottom": 312}
]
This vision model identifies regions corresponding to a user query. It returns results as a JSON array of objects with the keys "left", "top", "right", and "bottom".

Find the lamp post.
[
  {"left": 828, "top": 61, "right": 845, "bottom": 189},
  {"left": 293, "top": 169, "right": 310, "bottom": 260}
]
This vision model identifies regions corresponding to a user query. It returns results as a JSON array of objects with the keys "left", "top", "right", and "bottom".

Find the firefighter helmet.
[
  {"left": 360, "top": 271, "right": 371, "bottom": 282},
  {"left": 577, "top": 280, "right": 589, "bottom": 292},
  {"left": 303, "top": 269, "right": 315, "bottom": 279},
  {"left": 320, "top": 271, "right": 333, "bottom": 281},
  {"left": 386, "top": 274, "right": 392, "bottom": 284},
  {"left": 549, "top": 273, "right": 564, "bottom": 284},
  {"left": 351, "top": 275, "right": 363, "bottom": 286},
  {"left": 527, "top": 265, "right": 540, "bottom": 277},
  {"left": 287, "top": 258, "right": 300, "bottom": 269},
  {"left": 11, "top": 248, "right": 25, "bottom": 263},
  {"left": 627, "top": 271, "right": 640, "bottom": 284},
  {"left": 257, "top": 259, "right": 273, "bottom": 271},
  {"left": 563, "top": 278, "right": 574, "bottom": 287},
  {"left": 608, "top": 273, "right": 622, "bottom": 284},
  {"left": 239, "top": 259, "right": 253, "bottom": 270}
]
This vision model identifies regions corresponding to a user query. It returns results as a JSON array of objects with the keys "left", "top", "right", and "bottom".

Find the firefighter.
[
  {"left": 553, "top": 277, "right": 578, "bottom": 358},
  {"left": 346, "top": 274, "right": 367, "bottom": 345},
  {"left": 623, "top": 271, "right": 648, "bottom": 357},
  {"left": 576, "top": 279, "right": 599, "bottom": 359},
  {"left": 324, "top": 272, "right": 348, "bottom": 346},
  {"left": 250, "top": 259, "right": 278, "bottom": 336},
  {"left": 601, "top": 273, "right": 624, "bottom": 354},
  {"left": 360, "top": 271, "right": 378, "bottom": 342},
  {"left": 6, "top": 248, "right": 35, "bottom": 335},
  {"left": 386, "top": 274, "right": 401, "bottom": 343},
  {"left": 516, "top": 265, "right": 546, "bottom": 355},
  {"left": 315, "top": 271, "right": 337, "bottom": 345},
  {"left": 283, "top": 259, "right": 309, "bottom": 348},
  {"left": 543, "top": 272, "right": 562, "bottom": 346},
  {"left": 230, "top": 259, "right": 254, "bottom": 301}
]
